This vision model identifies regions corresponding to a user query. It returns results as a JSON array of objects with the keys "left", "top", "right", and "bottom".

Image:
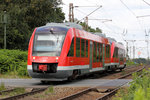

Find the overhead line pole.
[{"left": 69, "top": 3, "right": 74, "bottom": 22}]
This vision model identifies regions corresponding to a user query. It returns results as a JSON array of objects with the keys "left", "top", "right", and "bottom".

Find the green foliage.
[
  {"left": 45, "top": 86, "right": 53, "bottom": 95},
  {"left": 9, "top": 88, "right": 25, "bottom": 96},
  {"left": 0, "top": 49, "right": 28, "bottom": 77},
  {"left": 114, "top": 69, "right": 150, "bottom": 100},
  {"left": 1, "top": 87, "right": 25, "bottom": 97},
  {"left": 126, "top": 60, "right": 138, "bottom": 66},
  {"left": 132, "top": 58, "right": 148, "bottom": 64},
  {"left": 0, "top": 83, "right": 6, "bottom": 91},
  {"left": 79, "top": 22, "right": 102, "bottom": 33},
  {"left": 0, "top": 0, "right": 65, "bottom": 50}
]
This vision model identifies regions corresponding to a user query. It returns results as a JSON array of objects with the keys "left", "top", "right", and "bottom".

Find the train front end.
[{"left": 27, "top": 25, "right": 71, "bottom": 81}]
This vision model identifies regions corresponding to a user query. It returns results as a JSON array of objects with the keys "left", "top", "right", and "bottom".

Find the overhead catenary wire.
[
  {"left": 77, "top": 5, "right": 102, "bottom": 23},
  {"left": 119, "top": 0, "right": 145, "bottom": 32},
  {"left": 142, "top": 0, "right": 150, "bottom": 7},
  {"left": 63, "top": 1, "right": 123, "bottom": 38}
]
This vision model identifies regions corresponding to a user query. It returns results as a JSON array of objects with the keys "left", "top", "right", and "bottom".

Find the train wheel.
[
  {"left": 41, "top": 80, "right": 47, "bottom": 84},
  {"left": 67, "top": 76, "right": 73, "bottom": 82},
  {"left": 119, "top": 68, "right": 122, "bottom": 71},
  {"left": 67, "top": 70, "right": 79, "bottom": 82}
]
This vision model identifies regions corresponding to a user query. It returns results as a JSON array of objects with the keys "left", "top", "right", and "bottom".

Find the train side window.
[
  {"left": 97, "top": 43, "right": 99, "bottom": 62},
  {"left": 85, "top": 40, "right": 88, "bottom": 57},
  {"left": 81, "top": 39, "right": 85, "bottom": 57},
  {"left": 67, "top": 38, "right": 74, "bottom": 56},
  {"left": 113, "top": 47, "right": 118, "bottom": 58},
  {"left": 93, "top": 42, "right": 97, "bottom": 62},
  {"left": 76, "top": 38, "right": 80, "bottom": 57},
  {"left": 100, "top": 43, "right": 103, "bottom": 62},
  {"left": 116, "top": 48, "right": 118, "bottom": 58},
  {"left": 113, "top": 48, "right": 115, "bottom": 57},
  {"left": 106, "top": 45, "right": 110, "bottom": 58},
  {"left": 120, "top": 49, "right": 124, "bottom": 61}
]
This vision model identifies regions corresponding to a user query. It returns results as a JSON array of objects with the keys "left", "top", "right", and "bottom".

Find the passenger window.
[
  {"left": 81, "top": 39, "right": 85, "bottom": 57},
  {"left": 93, "top": 42, "right": 97, "bottom": 62},
  {"left": 67, "top": 38, "right": 74, "bottom": 56},
  {"left": 113, "top": 47, "right": 118, "bottom": 58},
  {"left": 85, "top": 40, "right": 88, "bottom": 57},
  {"left": 76, "top": 38, "right": 80, "bottom": 57},
  {"left": 106, "top": 45, "right": 110, "bottom": 58},
  {"left": 97, "top": 43, "right": 99, "bottom": 62},
  {"left": 100, "top": 43, "right": 103, "bottom": 62}
]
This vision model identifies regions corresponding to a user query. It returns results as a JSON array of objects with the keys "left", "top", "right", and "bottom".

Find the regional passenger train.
[{"left": 27, "top": 23, "right": 126, "bottom": 83}]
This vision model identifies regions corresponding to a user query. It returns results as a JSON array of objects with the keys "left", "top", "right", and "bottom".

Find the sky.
[{"left": 61, "top": 0, "right": 150, "bottom": 59}]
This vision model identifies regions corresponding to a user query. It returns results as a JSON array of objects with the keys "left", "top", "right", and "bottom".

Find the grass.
[
  {"left": 33, "top": 86, "right": 54, "bottom": 98},
  {"left": 0, "top": 83, "right": 6, "bottom": 91},
  {"left": 8, "top": 88, "right": 26, "bottom": 96},
  {"left": 121, "top": 70, "right": 126, "bottom": 75},
  {"left": 0, "top": 87, "right": 26, "bottom": 98},
  {"left": 0, "top": 71, "right": 31, "bottom": 79}
]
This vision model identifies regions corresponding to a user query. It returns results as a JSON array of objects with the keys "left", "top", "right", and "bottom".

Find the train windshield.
[{"left": 32, "top": 26, "right": 69, "bottom": 56}]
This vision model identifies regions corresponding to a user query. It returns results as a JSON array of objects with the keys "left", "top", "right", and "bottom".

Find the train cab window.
[
  {"left": 100, "top": 43, "right": 103, "bottom": 62},
  {"left": 32, "top": 26, "right": 69, "bottom": 56},
  {"left": 106, "top": 45, "right": 110, "bottom": 58},
  {"left": 85, "top": 40, "right": 88, "bottom": 57},
  {"left": 81, "top": 39, "right": 85, "bottom": 57},
  {"left": 93, "top": 42, "right": 97, "bottom": 62},
  {"left": 76, "top": 38, "right": 80, "bottom": 57},
  {"left": 67, "top": 38, "right": 74, "bottom": 56}
]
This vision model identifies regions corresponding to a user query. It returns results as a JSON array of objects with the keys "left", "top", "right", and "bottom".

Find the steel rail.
[
  {"left": 0, "top": 87, "right": 48, "bottom": 100},
  {"left": 96, "top": 65, "right": 146, "bottom": 100},
  {"left": 59, "top": 65, "right": 146, "bottom": 100},
  {"left": 118, "top": 65, "right": 145, "bottom": 79},
  {"left": 0, "top": 88, "right": 15, "bottom": 95}
]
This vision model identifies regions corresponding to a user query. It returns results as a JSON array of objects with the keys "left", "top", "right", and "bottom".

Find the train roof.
[
  {"left": 46, "top": 22, "right": 83, "bottom": 30},
  {"left": 114, "top": 42, "right": 125, "bottom": 50},
  {"left": 73, "top": 28, "right": 109, "bottom": 45},
  {"left": 94, "top": 32, "right": 106, "bottom": 38},
  {"left": 107, "top": 37, "right": 117, "bottom": 44}
]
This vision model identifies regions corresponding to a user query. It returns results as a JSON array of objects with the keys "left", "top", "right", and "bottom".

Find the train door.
[{"left": 89, "top": 41, "right": 93, "bottom": 69}]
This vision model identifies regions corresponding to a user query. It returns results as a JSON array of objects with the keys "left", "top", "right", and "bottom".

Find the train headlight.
[{"left": 33, "top": 57, "right": 35, "bottom": 59}]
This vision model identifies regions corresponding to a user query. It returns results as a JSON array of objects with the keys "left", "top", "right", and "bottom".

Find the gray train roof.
[
  {"left": 94, "top": 32, "right": 106, "bottom": 37},
  {"left": 118, "top": 42, "right": 123, "bottom": 45},
  {"left": 46, "top": 22, "right": 83, "bottom": 30},
  {"left": 107, "top": 37, "right": 117, "bottom": 44}
]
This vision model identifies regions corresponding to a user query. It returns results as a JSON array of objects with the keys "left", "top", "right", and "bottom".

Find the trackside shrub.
[
  {"left": 113, "top": 69, "right": 150, "bottom": 100},
  {"left": 0, "top": 49, "right": 29, "bottom": 77}
]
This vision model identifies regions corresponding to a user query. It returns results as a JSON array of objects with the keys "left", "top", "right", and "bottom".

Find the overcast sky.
[{"left": 61, "top": 0, "right": 150, "bottom": 59}]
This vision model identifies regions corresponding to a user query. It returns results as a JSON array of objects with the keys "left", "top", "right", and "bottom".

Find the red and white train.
[{"left": 27, "top": 23, "right": 126, "bottom": 82}]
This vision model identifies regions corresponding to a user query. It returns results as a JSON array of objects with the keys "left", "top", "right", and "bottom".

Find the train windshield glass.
[{"left": 32, "top": 26, "right": 69, "bottom": 56}]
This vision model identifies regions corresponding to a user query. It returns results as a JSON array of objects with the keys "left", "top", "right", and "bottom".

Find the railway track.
[
  {"left": 59, "top": 65, "right": 146, "bottom": 100},
  {"left": 0, "top": 87, "right": 48, "bottom": 100},
  {"left": 0, "top": 65, "right": 146, "bottom": 100}
]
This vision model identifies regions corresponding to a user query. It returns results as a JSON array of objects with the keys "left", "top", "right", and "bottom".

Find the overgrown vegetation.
[
  {"left": 113, "top": 69, "right": 150, "bottom": 100},
  {"left": 0, "top": 87, "right": 25, "bottom": 98},
  {"left": 0, "top": 83, "right": 6, "bottom": 91},
  {"left": 0, "top": 0, "right": 65, "bottom": 50},
  {"left": 0, "top": 49, "right": 29, "bottom": 78},
  {"left": 34, "top": 86, "right": 54, "bottom": 98}
]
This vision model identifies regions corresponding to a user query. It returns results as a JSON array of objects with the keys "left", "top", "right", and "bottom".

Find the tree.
[
  {"left": 0, "top": 0, "right": 65, "bottom": 50},
  {"left": 95, "top": 27, "right": 102, "bottom": 33},
  {"left": 79, "top": 22, "right": 102, "bottom": 33}
]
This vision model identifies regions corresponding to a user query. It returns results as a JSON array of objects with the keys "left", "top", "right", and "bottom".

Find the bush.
[
  {"left": 114, "top": 69, "right": 150, "bottom": 100},
  {"left": 0, "top": 49, "right": 29, "bottom": 77}
]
